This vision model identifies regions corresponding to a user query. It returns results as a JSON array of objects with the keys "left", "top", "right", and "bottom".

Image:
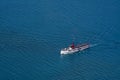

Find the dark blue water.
[{"left": 0, "top": 0, "right": 120, "bottom": 80}]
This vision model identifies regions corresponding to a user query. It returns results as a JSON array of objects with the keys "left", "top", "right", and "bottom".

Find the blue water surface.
[{"left": 0, "top": 0, "right": 120, "bottom": 80}]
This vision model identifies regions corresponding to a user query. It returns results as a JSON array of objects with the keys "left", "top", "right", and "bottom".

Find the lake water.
[{"left": 0, "top": 0, "right": 120, "bottom": 80}]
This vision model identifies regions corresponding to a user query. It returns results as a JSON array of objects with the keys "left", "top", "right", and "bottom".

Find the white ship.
[{"left": 60, "top": 43, "right": 89, "bottom": 54}]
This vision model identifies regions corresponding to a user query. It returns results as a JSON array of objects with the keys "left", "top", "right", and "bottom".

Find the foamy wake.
[{"left": 89, "top": 43, "right": 99, "bottom": 48}]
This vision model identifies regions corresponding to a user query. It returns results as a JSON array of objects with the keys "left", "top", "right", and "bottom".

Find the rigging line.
[
  {"left": 87, "top": 30, "right": 100, "bottom": 43},
  {"left": 86, "top": 27, "right": 103, "bottom": 43},
  {"left": 85, "top": 25, "right": 107, "bottom": 43},
  {"left": 88, "top": 25, "right": 115, "bottom": 43},
  {"left": 98, "top": 26, "right": 114, "bottom": 40}
]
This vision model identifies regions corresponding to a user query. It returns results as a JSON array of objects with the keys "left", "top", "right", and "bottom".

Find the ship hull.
[
  {"left": 60, "top": 48, "right": 79, "bottom": 54},
  {"left": 60, "top": 44, "right": 89, "bottom": 55}
]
